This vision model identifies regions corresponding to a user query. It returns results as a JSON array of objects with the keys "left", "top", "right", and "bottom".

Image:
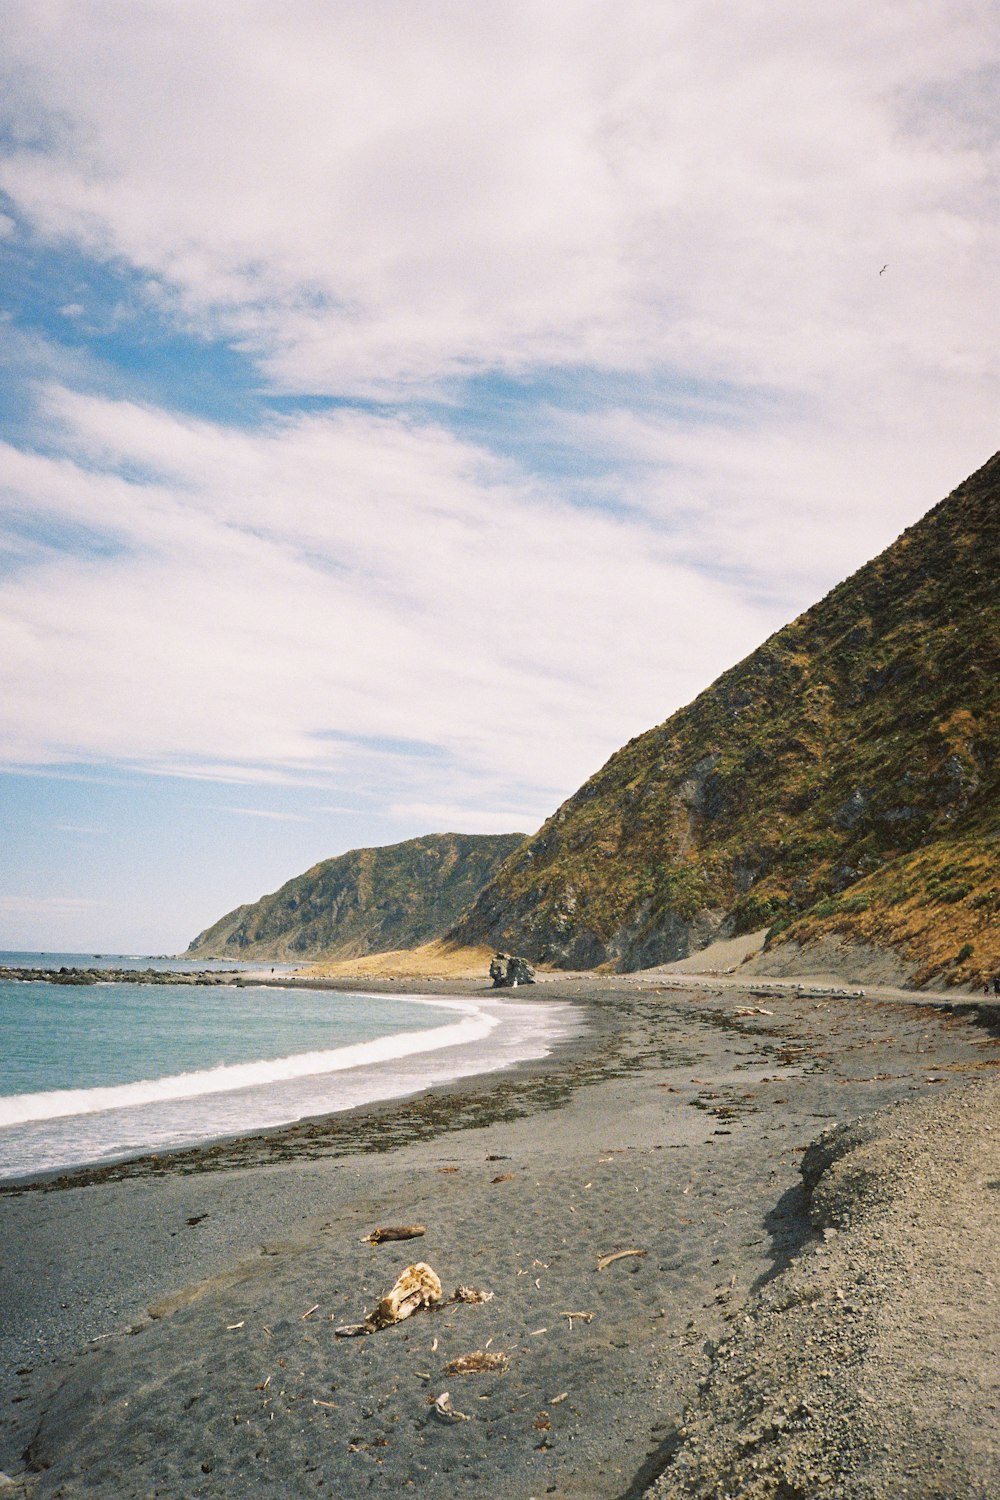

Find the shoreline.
[
  {"left": 0, "top": 982, "right": 594, "bottom": 1194},
  {"left": 0, "top": 978, "right": 587, "bottom": 1188},
  {"left": 2, "top": 977, "right": 998, "bottom": 1497}
]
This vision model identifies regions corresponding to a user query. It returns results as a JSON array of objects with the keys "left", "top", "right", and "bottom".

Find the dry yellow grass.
[
  {"left": 303, "top": 940, "right": 499, "bottom": 981},
  {"left": 776, "top": 836, "right": 1000, "bottom": 988}
]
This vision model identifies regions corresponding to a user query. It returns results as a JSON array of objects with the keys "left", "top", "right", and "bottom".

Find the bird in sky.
[{"left": 880, "top": 264, "right": 888, "bottom": 275}]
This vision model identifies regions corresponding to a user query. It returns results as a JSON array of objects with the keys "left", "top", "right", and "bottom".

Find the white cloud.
[
  {"left": 0, "top": 0, "right": 997, "bottom": 402},
  {"left": 225, "top": 808, "right": 310, "bottom": 823},
  {"left": 0, "top": 895, "right": 102, "bottom": 915},
  {"left": 0, "top": 385, "right": 780, "bottom": 811}
]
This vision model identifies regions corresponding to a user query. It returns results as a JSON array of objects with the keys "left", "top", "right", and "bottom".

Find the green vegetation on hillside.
[
  {"left": 450, "top": 454, "right": 1000, "bottom": 984},
  {"left": 187, "top": 832, "right": 526, "bottom": 962}
]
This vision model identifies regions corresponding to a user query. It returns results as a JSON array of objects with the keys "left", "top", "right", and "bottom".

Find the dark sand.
[{"left": 1, "top": 979, "right": 998, "bottom": 1498}]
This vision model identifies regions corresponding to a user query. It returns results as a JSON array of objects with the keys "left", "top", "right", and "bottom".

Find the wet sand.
[{"left": 1, "top": 978, "right": 998, "bottom": 1497}]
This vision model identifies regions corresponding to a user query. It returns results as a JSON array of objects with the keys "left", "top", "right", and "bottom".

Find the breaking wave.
[{"left": 0, "top": 998, "right": 495, "bottom": 1127}]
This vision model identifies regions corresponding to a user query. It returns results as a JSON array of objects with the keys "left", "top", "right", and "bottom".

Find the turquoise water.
[
  {"left": 0, "top": 980, "right": 451, "bottom": 1096},
  {"left": 0, "top": 949, "right": 283, "bottom": 973},
  {"left": 0, "top": 956, "right": 576, "bottom": 1180}
]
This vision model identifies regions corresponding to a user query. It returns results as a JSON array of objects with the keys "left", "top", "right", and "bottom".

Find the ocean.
[{"left": 0, "top": 954, "right": 575, "bottom": 1181}]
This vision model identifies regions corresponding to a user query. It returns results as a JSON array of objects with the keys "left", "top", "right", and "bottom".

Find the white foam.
[{"left": 0, "top": 994, "right": 495, "bottom": 1127}]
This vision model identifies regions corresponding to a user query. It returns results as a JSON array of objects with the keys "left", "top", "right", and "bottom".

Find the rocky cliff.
[
  {"left": 449, "top": 455, "right": 1000, "bottom": 985},
  {"left": 186, "top": 832, "right": 525, "bottom": 962}
]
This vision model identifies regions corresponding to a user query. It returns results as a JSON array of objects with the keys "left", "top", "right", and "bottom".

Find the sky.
[{"left": 1, "top": 1, "right": 998, "bottom": 953}]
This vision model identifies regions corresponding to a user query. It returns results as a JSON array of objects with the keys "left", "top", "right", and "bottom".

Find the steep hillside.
[
  {"left": 186, "top": 832, "right": 525, "bottom": 962},
  {"left": 450, "top": 455, "right": 1000, "bottom": 985}
]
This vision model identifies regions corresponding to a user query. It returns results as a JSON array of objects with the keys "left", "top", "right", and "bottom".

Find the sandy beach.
[{"left": 1, "top": 976, "right": 998, "bottom": 1498}]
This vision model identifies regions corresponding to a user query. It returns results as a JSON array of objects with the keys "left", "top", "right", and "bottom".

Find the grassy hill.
[
  {"left": 449, "top": 454, "right": 1000, "bottom": 987},
  {"left": 186, "top": 832, "right": 525, "bottom": 962}
]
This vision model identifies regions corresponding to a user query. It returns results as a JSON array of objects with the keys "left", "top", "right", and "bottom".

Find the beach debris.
[
  {"left": 431, "top": 1336, "right": 438, "bottom": 1351},
  {"left": 334, "top": 1261, "right": 443, "bottom": 1337},
  {"left": 438, "top": 1166, "right": 459, "bottom": 1174},
  {"left": 560, "top": 1310, "right": 595, "bottom": 1330},
  {"left": 734, "top": 1005, "right": 774, "bottom": 1016},
  {"left": 312, "top": 1398, "right": 338, "bottom": 1409},
  {"left": 371, "top": 1262, "right": 442, "bottom": 1327},
  {"left": 596, "top": 1248, "right": 647, "bottom": 1272},
  {"left": 301, "top": 1304, "right": 320, "bottom": 1320},
  {"left": 334, "top": 1321, "right": 373, "bottom": 1338},
  {"left": 431, "top": 1390, "right": 470, "bottom": 1422},
  {"left": 452, "top": 1285, "right": 494, "bottom": 1304},
  {"left": 529, "top": 1327, "right": 548, "bottom": 1336},
  {"left": 491, "top": 1172, "right": 515, "bottom": 1183},
  {"left": 362, "top": 1224, "right": 426, "bottom": 1245},
  {"left": 550, "top": 1392, "right": 569, "bottom": 1405},
  {"left": 226, "top": 1321, "right": 245, "bottom": 1330},
  {"left": 444, "top": 1350, "right": 510, "bottom": 1375}
]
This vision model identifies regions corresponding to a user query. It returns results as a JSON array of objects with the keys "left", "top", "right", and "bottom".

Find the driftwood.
[
  {"left": 334, "top": 1264, "right": 497, "bottom": 1337},
  {"left": 335, "top": 1261, "right": 443, "bottom": 1337},
  {"left": 362, "top": 1224, "right": 426, "bottom": 1245},
  {"left": 596, "top": 1248, "right": 647, "bottom": 1272},
  {"left": 431, "top": 1391, "right": 470, "bottom": 1422},
  {"left": 444, "top": 1350, "right": 509, "bottom": 1375}
]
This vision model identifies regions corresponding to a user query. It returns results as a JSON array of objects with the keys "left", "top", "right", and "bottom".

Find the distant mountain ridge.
[
  {"left": 186, "top": 832, "right": 525, "bottom": 962},
  {"left": 449, "top": 454, "right": 1000, "bottom": 986}
]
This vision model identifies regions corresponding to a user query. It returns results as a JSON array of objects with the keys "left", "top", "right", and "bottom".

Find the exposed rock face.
[
  {"left": 186, "top": 832, "right": 525, "bottom": 962},
  {"left": 449, "top": 454, "right": 1000, "bottom": 982}
]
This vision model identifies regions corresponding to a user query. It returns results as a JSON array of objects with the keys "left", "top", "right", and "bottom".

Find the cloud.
[
  {"left": 0, "top": 0, "right": 997, "bottom": 404},
  {"left": 0, "top": 895, "right": 103, "bottom": 915},
  {"left": 224, "top": 808, "right": 310, "bottom": 823},
  {"left": 0, "top": 384, "right": 783, "bottom": 813}
]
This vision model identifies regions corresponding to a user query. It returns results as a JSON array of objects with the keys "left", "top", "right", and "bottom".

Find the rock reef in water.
[{"left": 0, "top": 967, "right": 236, "bottom": 986}]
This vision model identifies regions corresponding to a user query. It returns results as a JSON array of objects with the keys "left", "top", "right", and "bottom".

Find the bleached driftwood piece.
[{"left": 334, "top": 1261, "right": 443, "bottom": 1337}]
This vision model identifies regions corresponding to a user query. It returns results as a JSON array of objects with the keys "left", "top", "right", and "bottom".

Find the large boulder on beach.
[{"left": 489, "top": 953, "right": 535, "bottom": 987}]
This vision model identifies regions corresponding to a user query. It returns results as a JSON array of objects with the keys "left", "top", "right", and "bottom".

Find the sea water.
[
  {"left": 0, "top": 949, "right": 290, "bottom": 973},
  {"left": 0, "top": 959, "right": 575, "bottom": 1180}
]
